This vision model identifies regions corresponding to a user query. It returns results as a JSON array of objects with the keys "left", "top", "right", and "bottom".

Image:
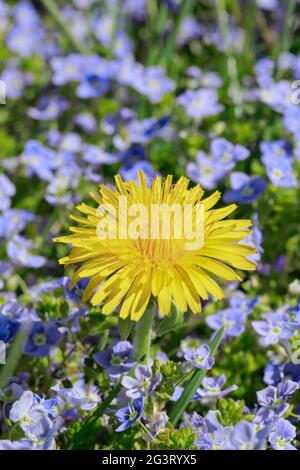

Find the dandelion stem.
[{"left": 134, "top": 303, "right": 155, "bottom": 362}]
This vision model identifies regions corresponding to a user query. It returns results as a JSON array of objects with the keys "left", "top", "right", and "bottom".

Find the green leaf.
[
  {"left": 156, "top": 303, "right": 182, "bottom": 337},
  {"left": 153, "top": 360, "right": 183, "bottom": 401},
  {"left": 60, "top": 300, "right": 69, "bottom": 316},
  {"left": 164, "top": 0, "right": 195, "bottom": 74},
  {"left": 152, "top": 425, "right": 197, "bottom": 450},
  {"left": 0, "top": 326, "right": 27, "bottom": 389},
  {"left": 118, "top": 317, "right": 134, "bottom": 341},
  {"left": 168, "top": 327, "right": 224, "bottom": 427},
  {"left": 217, "top": 398, "right": 246, "bottom": 426}
]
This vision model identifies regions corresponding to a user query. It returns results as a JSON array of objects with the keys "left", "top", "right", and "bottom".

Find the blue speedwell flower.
[
  {"left": 177, "top": 88, "right": 223, "bottom": 119},
  {"left": 187, "top": 152, "right": 228, "bottom": 190},
  {"left": 265, "top": 158, "right": 296, "bottom": 188},
  {"left": 195, "top": 374, "right": 238, "bottom": 398},
  {"left": 252, "top": 310, "right": 298, "bottom": 346},
  {"left": 27, "top": 96, "right": 68, "bottom": 121},
  {"left": 283, "top": 105, "right": 300, "bottom": 140},
  {"left": 225, "top": 421, "right": 269, "bottom": 450},
  {"left": 0, "top": 209, "right": 35, "bottom": 239},
  {"left": 120, "top": 161, "right": 159, "bottom": 183},
  {"left": 268, "top": 418, "right": 296, "bottom": 450},
  {"left": 0, "top": 314, "right": 20, "bottom": 343},
  {"left": 7, "top": 235, "right": 46, "bottom": 268},
  {"left": 254, "top": 380, "right": 299, "bottom": 425},
  {"left": 187, "top": 139, "right": 249, "bottom": 190},
  {"left": 9, "top": 390, "right": 48, "bottom": 433},
  {"left": 73, "top": 112, "right": 96, "bottom": 133},
  {"left": 121, "top": 365, "right": 162, "bottom": 399},
  {"left": 0, "top": 66, "right": 31, "bottom": 100},
  {"left": 52, "top": 379, "right": 100, "bottom": 412},
  {"left": 76, "top": 74, "right": 110, "bottom": 99},
  {"left": 223, "top": 172, "right": 266, "bottom": 204},
  {"left": 93, "top": 341, "right": 136, "bottom": 378},
  {"left": 257, "top": 380, "right": 299, "bottom": 407},
  {"left": 131, "top": 66, "right": 175, "bottom": 103},
  {"left": 115, "top": 396, "right": 144, "bottom": 432},
  {"left": 184, "top": 344, "right": 215, "bottom": 370},
  {"left": 24, "top": 321, "right": 62, "bottom": 357},
  {"left": 9, "top": 390, "right": 59, "bottom": 450},
  {"left": 0, "top": 174, "right": 16, "bottom": 211},
  {"left": 206, "top": 308, "right": 248, "bottom": 338},
  {"left": 21, "top": 140, "right": 57, "bottom": 181}
]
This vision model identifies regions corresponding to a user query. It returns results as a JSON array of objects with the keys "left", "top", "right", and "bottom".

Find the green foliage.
[
  {"left": 215, "top": 333, "right": 266, "bottom": 403},
  {"left": 152, "top": 425, "right": 198, "bottom": 450},
  {"left": 102, "top": 427, "right": 141, "bottom": 451},
  {"left": 118, "top": 317, "right": 134, "bottom": 341},
  {"left": 217, "top": 398, "right": 248, "bottom": 426},
  {"left": 156, "top": 303, "right": 183, "bottom": 337},
  {"left": 36, "top": 293, "right": 68, "bottom": 320},
  {"left": 153, "top": 360, "right": 183, "bottom": 400}
]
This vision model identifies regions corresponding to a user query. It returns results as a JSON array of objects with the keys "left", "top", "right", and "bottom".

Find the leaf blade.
[{"left": 168, "top": 327, "right": 224, "bottom": 426}]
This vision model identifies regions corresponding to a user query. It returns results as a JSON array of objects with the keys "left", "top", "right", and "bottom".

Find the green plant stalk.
[
  {"left": 168, "top": 327, "right": 224, "bottom": 427},
  {"left": 41, "top": 0, "right": 87, "bottom": 54},
  {"left": 134, "top": 303, "right": 155, "bottom": 362}
]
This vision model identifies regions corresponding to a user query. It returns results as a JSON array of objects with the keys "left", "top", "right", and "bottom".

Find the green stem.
[
  {"left": 139, "top": 420, "right": 154, "bottom": 442},
  {"left": 134, "top": 303, "right": 155, "bottom": 362},
  {"left": 41, "top": 0, "right": 87, "bottom": 54}
]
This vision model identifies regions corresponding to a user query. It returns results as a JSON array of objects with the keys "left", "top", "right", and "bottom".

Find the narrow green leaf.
[
  {"left": 156, "top": 303, "right": 183, "bottom": 337},
  {"left": 0, "top": 326, "right": 27, "bottom": 389},
  {"left": 164, "top": 0, "right": 195, "bottom": 74},
  {"left": 168, "top": 327, "right": 224, "bottom": 427},
  {"left": 118, "top": 317, "right": 134, "bottom": 341}
]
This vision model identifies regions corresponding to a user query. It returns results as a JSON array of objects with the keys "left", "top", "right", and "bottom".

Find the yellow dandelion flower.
[{"left": 54, "top": 171, "right": 256, "bottom": 321}]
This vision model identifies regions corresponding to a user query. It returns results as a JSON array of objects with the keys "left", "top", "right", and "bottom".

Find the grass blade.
[
  {"left": 168, "top": 327, "right": 224, "bottom": 427},
  {"left": 0, "top": 326, "right": 27, "bottom": 390},
  {"left": 164, "top": 0, "right": 195, "bottom": 74}
]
